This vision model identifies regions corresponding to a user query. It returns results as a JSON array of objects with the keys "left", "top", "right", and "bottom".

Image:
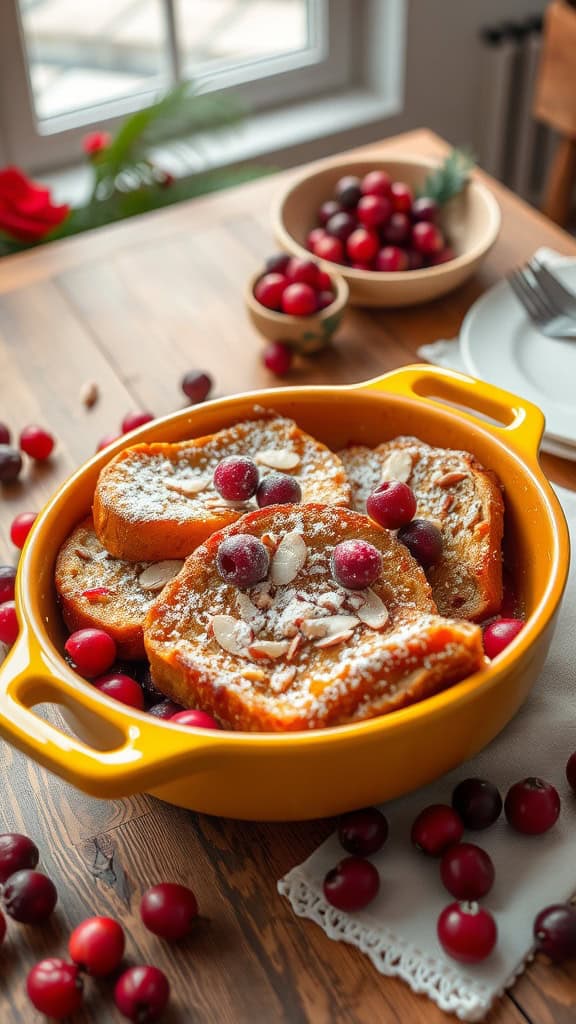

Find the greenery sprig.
[{"left": 417, "top": 148, "right": 476, "bottom": 205}]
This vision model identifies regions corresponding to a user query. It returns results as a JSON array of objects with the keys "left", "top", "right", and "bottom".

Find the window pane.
[{"left": 18, "top": 0, "right": 170, "bottom": 121}]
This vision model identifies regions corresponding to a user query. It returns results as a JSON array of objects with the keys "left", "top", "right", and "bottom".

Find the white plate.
[{"left": 461, "top": 255, "right": 576, "bottom": 447}]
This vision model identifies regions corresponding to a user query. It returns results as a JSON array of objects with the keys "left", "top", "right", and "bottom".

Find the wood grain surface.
[{"left": 0, "top": 129, "right": 575, "bottom": 1023}]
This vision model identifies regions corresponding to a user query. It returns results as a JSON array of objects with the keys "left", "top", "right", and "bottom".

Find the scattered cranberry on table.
[
  {"left": 64, "top": 627, "right": 117, "bottom": 678},
  {"left": 451, "top": 777, "right": 503, "bottom": 830},
  {"left": 0, "top": 566, "right": 16, "bottom": 604},
  {"left": 181, "top": 369, "right": 213, "bottom": 404},
  {"left": 0, "top": 601, "right": 19, "bottom": 646},
  {"left": 216, "top": 535, "right": 270, "bottom": 589},
  {"left": 440, "top": 843, "right": 495, "bottom": 900},
  {"left": 338, "top": 807, "right": 389, "bottom": 857},
  {"left": 331, "top": 539, "right": 382, "bottom": 590},
  {"left": 566, "top": 750, "right": 576, "bottom": 794},
  {"left": 19, "top": 425, "right": 55, "bottom": 461},
  {"left": 483, "top": 618, "right": 524, "bottom": 659},
  {"left": 27, "top": 958, "right": 84, "bottom": 1020},
  {"left": 504, "top": 777, "right": 560, "bottom": 835},
  {"left": 3, "top": 869, "right": 57, "bottom": 924},
  {"left": 140, "top": 882, "right": 199, "bottom": 940},
  {"left": 93, "top": 673, "right": 145, "bottom": 710},
  {"left": 533, "top": 904, "right": 576, "bottom": 963},
  {"left": 0, "top": 445, "right": 23, "bottom": 483},
  {"left": 397, "top": 518, "right": 443, "bottom": 568},
  {"left": 96, "top": 431, "right": 122, "bottom": 452},
  {"left": 411, "top": 804, "right": 464, "bottom": 856},
  {"left": 256, "top": 472, "right": 302, "bottom": 507},
  {"left": 263, "top": 340, "right": 293, "bottom": 376},
  {"left": 69, "top": 916, "right": 125, "bottom": 976},
  {"left": 437, "top": 902, "right": 497, "bottom": 964},
  {"left": 169, "top": 709, "right": 221, "bottom": 730},
  {"left": 0, "top": 833, "right": 39, "bottom": 883},
  {"left": 0, "top": 422, "right": 10, "bottom": 445},
  {"left": 122, "top": 410, "right": 154, "bottom": 433},
  {"left": 10, "top": 511, "right": 37, "bottom": 549},
  {"left": 214, "top": 454, "right": 259, "bottom": 502},
  {"left": 366, "top": 480, "right": 416, "bottom": 530},
  {"left": 114, "top": 965, "right": 170, "bottom": 1023},
  {"left": 323, "top": 856, "right": 380, "bottom": 912}
]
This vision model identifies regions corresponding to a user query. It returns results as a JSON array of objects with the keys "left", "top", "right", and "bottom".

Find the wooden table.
[{"left": 0, "top": 129, "right": 575, "bottom": 1024}]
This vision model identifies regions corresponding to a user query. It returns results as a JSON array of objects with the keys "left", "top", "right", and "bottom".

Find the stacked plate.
[{"left": 460, "top": 248, "right": 576, "bottom": 461}]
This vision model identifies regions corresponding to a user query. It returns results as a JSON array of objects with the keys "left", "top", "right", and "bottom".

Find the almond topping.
[
  {"left": 300, "top": 614, "right": 359, "bottom": 639},
  {"left": 314, "top": 629, "right": 355, "bottom": 649},
  {"left": 271, "top": 666, "right": 297, "bottom": 693},
  {"left": 241, "top": 668, "right": 267, "bottom": 682},
  {"left": 317, "top": 590, "right": 346, "bottom": 612},
  {"left": 356, "top": 589, "right": 389, "bottom": 630},
  {"left": 286, "top": 635, "right": 302, "bottom": 661},
  {"left": 255, "top": 449, "right": 301, "bottom": 471},
  {"left": 270, "top": 532, "right": 307, "bottom": 586},
  {"left": 380, "top": 449, "right": 412, "bottom": 484},
  {"left": 251, "top": 583, "right": 274, "bottom": 610},
  {"left": 211, "top": 614, "right": 253, "bottom": 655},
  {"left": 247, "top": 640, "right": 290, "bottom": 661},
  {"left": 74, "top": 546, "right": 93, "bottom": 561},
  {"left": 80, "top": 380, "right": 99, "bottom": 409},
  {"left": 204, "top": 498, "right": 253, "bottom": 511},
  {"left": 138, "top": 560, "right": 185, "bottom": 592},
  {"left": 436, "top": 470, "right": 468, "bottom": 488},
  {"left": 165, "top": 477, "right": 208, "bottom": 497},
  {"left": 236, "top": 591, "right": 262, "bottom": 625}
]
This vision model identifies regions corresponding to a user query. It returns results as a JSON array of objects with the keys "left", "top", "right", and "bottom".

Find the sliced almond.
[
  {"left": 380, "top": 449, "right": 412, "bottom": 484},
  {"left": 314, "top": 629, "right": 354, "bottom": 649},
  {"left": 251, "top": 582, "right": 274, "bottom": 610},
  {"left": 270, "top": 532, "right": 307, "bottom": 586},
  {"left": 138, "top": 560, "right": 184, "bottom": 592},
  {"left": 356, "top": 589, "right": 389, "bottom": 630},
  {"left": 74, "top": 546, "right": 93, "bottom": 561},
  {"left": 286, "top": 634, "right": 302, "bottom": 661},
  {"left": 435, "top": 470, "right": 468, "bottom": 488},
  {"left": 165, "top": 477, "right": 208, "bottom": 497},
  {"left": 255, "top": 449, "right": 301, "bottom": 471},
  {"left": 236, "top": 591, "right": 262, "bottom": 625},
  {"left": 317, "top": 591, "right": 345, "bottom": 613},
  {"left": 211, "top": 614, "right": 253, "bottom": 655},
  {"left": 241, "top": 667, "right": 267, "bottom": 682},
  {"left": 345, "top": 592, "right": 366, "bottom": 611},
  {"left": 204, "top": 498, "right": 253, "bottom": 511},
  {"left": 271, "top": 666, "right": 297, "bottom": 693},
  {"left": 247, "top": 640, "right": 290, "bottom": 661},
  {"left": 80, "top": 380, "right": 99, "bottom": 408},
  {"left": 300, "top": 614, "right": 359, "bottom": 639}
]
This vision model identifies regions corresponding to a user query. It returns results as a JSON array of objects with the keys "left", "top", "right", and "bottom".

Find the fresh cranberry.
[
  {"left": 263, "top": 341, "right": 293, "bottom": 375},
  {"left": 254, "top": 273, "right": 288, "bottom": 311},
  {"left": 122, "top": 411, "right": 154, "bottom": 433},
  {"left": 412, "top": 196, "right": 439, "bottom": 222},
  {"left": 430, "top": 246, "right": 456, "bottom": 266},
  {"left": 149, "top": 699, "right": 183, "bottom": 719},
  {"left": 566, "top": 751, "right": 576, "bottom": 793},
  {"left": 318, "top": 200, "right": 342, "bottom": 226},
  {"left": 27, "top": 959, "right": 84, "bottom": 1019},
  {"left": 115, "top": 965, "right": 170, "bottom": 1022},
  {"left": 313, "top": 235, "right": 345, "bottom": 264},
  {"left": 382, "top": 212, "right": 411, "bottom": 245},
  {"left": 306, "top": 227, "right": 326, "bottom": 251},
  {"left": 316, "top": 269, "right": 332, "bottom": 290},
  {"left": 325, "top": 211, "right": 357, "bottom": 241},
  {"left": 483, "top": 618, "right": 524, "bottom": 659},
  {"left": 316, "top": 289, "right": 335, "bottom": 310},
  {"left": 346, "top": 228, "right": 379, "bottom": 263},
  {"left": 406, "top": 248, "right": 425, "bottom": 270},
  {"left": 93, "top": 673, "right": 145, "bottom": 710},
  {"left": 331, "top": 539, "right": 382, "bottom": 590},
  {"left": 375, "top": 246, "right": 409, "bottom": 272},
  {"left": 0, "top": 911, "right": 5, "bottom": 945},
  {"left": 367, "top": 481, "right": 416, "bottom": 529},
  {"left": 0, "top": 445, "right": 23, "bottom": 483},
  {"left": 350, "top": 262, "right": 373, "bottom": 271},
  {"left": 0, "top": 423, "right": 10, "bottom": 445},
  {"left": 213, "top": 455, "right": 259, "bottom": 501},
  {"left": 181, "top": 370, "right": 212, "bottom": 404},
  {"left": 216, "top": 535, "right": 269, "bottom": 589},
  {"left": 323, "top": 857, "right": 379, "bottom": 912},
  {"left": 390, "top": 180, "right": 413, "bottom": 213},
  {"left": 96, "top": 432, "right": 122, "bottom": 452},
  {"left": 281, "top": 282, "right": 317, "bottom": 316},
  {"left": 397, "top": 519, "right": 443, "bottom": 568},
  {"left": 19, "top": 425, "right": 55, "bottom": 460},
  {"left": 69, "top": 916, "right": 125, "bottom": 976},
  {"left": 357, "top": 194, "right": 392, "bottom": 228},
  {"left": 0, "top": 566, "right": 16, "bottom": 604},
  {"left": 3, "top": 869, "right": 57, "bottom": 923},
  {"left": 412, "top": 221, "right": 444, "bottom": 255},
  {"left": 140, "top": 882, "right": 198, "bottom": 940},
  {"left": 411, "top": 804, "right": 464, "bottom": 856},
  {"left": 286, "top": 257, "right": 319, "bottom": 288},
  {"left": 256, "top": 472, "right": 302, "bottom": 507},
  {"left": 437, "top": 902, "right": 497, "bottom": 963},
  {"left": 338, "top": 807, "right": 389, "bottom": 856},
  {"left": 534, "top": 904, "right": 576, "bottom": 962},
  {"left": 440, "top": 843, "right": 495, "bottom": 900},
  {"left": 169, "top": 709, "right": 221, "bottom": 730},
  {"left": 504, "top": 777, "right": 560, "bottom": 835},
  {"left": 361, "top": 170, "right": 392, "bottom": 197},
  {"left": 451, "top": 778, "right": 502, "bottom": 830},
  {"left": 335, "top": 175, "right": 362, "bottom": 209},
  {"left": 10, "top": 512, "right": 37, "bottom": 549},
  {"left": 0, "top": 602, "right": 19, "bottom": 645},
  {"left": 0, "top": 833, "right": 39, "bottom": 883},
  {"left": 264, "top": 252, "right": 291, "bottom": 274},
  {"left": 64, "top": 627, "right": 117, "bottom": 678}
]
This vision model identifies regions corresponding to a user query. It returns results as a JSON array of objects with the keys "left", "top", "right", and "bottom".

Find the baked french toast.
[
  {"left": 144, "top": 504, "right": 484, "bottom": 731},
  {"left": 339, "top": 436, "right": 504, "bottom": 621},
  {"left": 93, "top": 415, "right": 351, "bottom": 561}
]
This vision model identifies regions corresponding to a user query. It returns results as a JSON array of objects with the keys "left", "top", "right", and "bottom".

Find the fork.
[
  {"left": 507, "top": 266, "right": 576, "bottom": 338},
  {"left": 528, "top": 257, "right": 576, "bottom": 317}
]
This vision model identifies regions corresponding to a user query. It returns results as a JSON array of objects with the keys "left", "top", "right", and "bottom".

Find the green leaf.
[{"left": 417, "top": 148, "right": 476, "bottom": 205}]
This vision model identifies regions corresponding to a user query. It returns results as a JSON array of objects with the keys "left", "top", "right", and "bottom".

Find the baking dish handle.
[
  {"left": 360, "top": 364, "right": 544, "bottom": 461},
  {"left": 0, "top": 632, "right": 220, "bottom": 799}
]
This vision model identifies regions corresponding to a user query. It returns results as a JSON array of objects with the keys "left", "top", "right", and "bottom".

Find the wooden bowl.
[
  {"left": 245, "top": 269, "right": 349, "bottom": 354},
  {"left": 273, "top": 156, "right": 501, "bottom": 307}
]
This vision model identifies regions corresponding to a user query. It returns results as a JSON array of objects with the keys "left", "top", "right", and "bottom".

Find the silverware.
[
  {"left": 528, "top": 257, "right": 576, "bottom": 317},
  {"left": 507, "top": 265, "right": 576, "bottom": 338}
]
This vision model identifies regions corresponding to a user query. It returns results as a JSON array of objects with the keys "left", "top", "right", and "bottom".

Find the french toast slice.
[
  {"left": 55, "top": 517, "right": 184, "bottom": 659},
  {"left": 93, "top": 415, "right": 351, "bottom": 561},
  {"left": 144, "top": 504, "right": 484, "bottom": 731},
  {"left": 339, "top": 437, "right": 504, "bottom": 622}
]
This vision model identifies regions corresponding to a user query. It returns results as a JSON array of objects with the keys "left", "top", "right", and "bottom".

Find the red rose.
[
  {"left": 83, "top": 131, "right": 112, "bottom": 156},
  {"left": 0, "top": 167, "right": 69, "bottom": 243}
]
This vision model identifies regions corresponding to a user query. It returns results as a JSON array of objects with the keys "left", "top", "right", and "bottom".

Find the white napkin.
[{"left": 279, "top": 488, "right": 576, "bottom": 1023}]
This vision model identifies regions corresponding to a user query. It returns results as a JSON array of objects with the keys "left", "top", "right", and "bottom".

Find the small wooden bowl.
[{"left": 245, "top": 270, "right": 349, "bottom": 354}]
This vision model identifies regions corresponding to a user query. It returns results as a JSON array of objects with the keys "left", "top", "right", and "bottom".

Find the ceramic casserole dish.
[{"left": 0, "top": 365, "right": 569, "bottom": 821}]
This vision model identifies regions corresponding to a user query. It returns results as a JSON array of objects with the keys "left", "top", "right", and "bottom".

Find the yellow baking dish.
[{"left": 0, "top": 365, "right": 569, "bottom": 820}]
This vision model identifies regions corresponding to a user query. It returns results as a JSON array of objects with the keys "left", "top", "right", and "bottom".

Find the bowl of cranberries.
[
  {"left": 273, "top": 155, "right": 501, "bottom": 307},
  {"left": 246, "top": 254, "right": 349, "bottom": 354}
]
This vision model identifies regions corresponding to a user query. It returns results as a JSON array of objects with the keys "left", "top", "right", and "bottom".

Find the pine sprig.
[{"left": 417, "top": 148, "right": 475, "bottom": 205}]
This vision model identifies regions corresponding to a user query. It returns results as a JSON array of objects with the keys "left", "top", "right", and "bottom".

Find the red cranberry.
[
  {"left": 406, "top": 248, "right": 425, "bottom": 270},
  {"left": 122, "top": 411, "right": 154, "bottom": 433},
  {"left": 504, "top": 777, "right": 560, "bottom": 835},
  {"left": 181, "top": 370, "right": 212, "bottom": 404},
  {"left": 263, "top": 341, "right": 293, "bottom": 376},
  {"left": 286, "top": 257, "right": 319, "bottom": 287},
  {"left": 140, "top": 882, "right": 198, "bottom": 940},
  {"left": 169, "top": 709, "right": 221, "bottom": 729},
  {"left": 216, "top": 535, "right": 269, "bottom": 589},
  {"left": 96, "top": 432, "right": 122, "bottom": 452},
  {"left": 0, "top": 833, "right": 39, "bottom": 883},
  {"left": 318, "top": 199, "right": 342, "bottom": 226},
  {"left": 256, "top": 472, "right": 302, "bottom": 507},
  {"left": 93, "top": 673, "right": 145, "bottom": 710},
  {"left": 382, "top": 212, "right": 411, "bottom": 245},
  {"left": 397, "top": 518, "right": 443, "bottom": 568},
  {"left": 0, "top": 602, "right": 18, "bottom": 645},
  {"left": 306, "top": 227, "right": 326, "bottom": 251},
  {"left": 357, "top": 194, "right": 392, "bottom": 228},
  {"left": 0, "top": 423, "right": 10, "bottom": 445},
  {"left": 325, "top": 211, "right": 357, "bottom": 241},
  {"left": 437, "top": 902, "right": 497, "bottom": 963},
  {"left": 411, "top": 804, "right": 464, "bottom": 856},
  {"left": 390, "top": 180, "right": 413, "bottom": 213},
  {"left": 346, "top": 228, "right": 379, "bottom": 263},
  {"left": 375, "top": 245, "right": 409, "bottom": 272},
  {"left": 149, "top": 699, "right": 183, "bottom": 719},
  {"left": 0, "top": 566, "right": 16, "bottom": 604},
  {"left": 335, "top": 175, "right": 362, "bottom": 209},
  {"left": 350, "top": 261, "right": 373, "bottom": 271},
  {"left": 10, "top": 512, "right": 37, "bottom": 549},
  {"left": 451, "top": 778, "right": 502, "bottom": 830},
  {"left": 27, "top": 959, "right": 84, "bottom": 1019},
  {"left": 115, "top": 965, "right": 170, "bottom": 1022},
  {"left": 316, "top": 289, "right": 335, "bottom": 310},
  {"left": 566, "top": 751, "right": 576, "bottom": 793},
  {"left": 338, "top": 807, "right": 389, "bottom": 856},
  {"left": 264, "top": 252, "right": 291, "bottom": 274},
  {"left": 0, "top": 910, "right": 5, "bottom": 945},
  {"left": 323, "top": 857, "right": 379, "bottom": 912},
  {"left": 412, "top": 196, "right": 439, "bottom": 222},
  {"left": 0, "top": 445, "right": 23, "bottom": 483},
  {"left": 214, "top": 455, "right": 259, "bottom": 501},
  {"left": 20, "top": 425, "right": 55, "bottom": 460},
  {"left": 254, "top": 272, "right": 288, "bottom": 311},
  {"left": 316, "top": 269, "right": 332, "bottom": 290},
  {"left": 366, "top": 480, "right": 416, "bottom": 529},
  {"left": 282, "top": 282, "right": 317, "bottom": 316},
  {"left": 69, "top": 916, "right": 125, "bottom": 976},
  {"left": 440, "top": 843, "right": 495, "bottom": 900},
  {"left": 331, "top": 539, "right": 382, "bottom": 590},
  {"left": 64, "top": 627, "right": 117, "bottom": 678},
  {"left": 412, "top": 221, "right": 444, "bottom": 255},
  {"left": 3, "top": 869, "right": 57, "bottom": 923},
  {"left": 361, "top": 170, "right": 392, "bottom": 197},
  {"left": 483, "top": 618, "right": 524, "bottom": 659},
  {"left": 534, "top": 904, "right": 576, "bottom": 962},
  {"left": 430, "top": 246, "right": 456, "bottom": 266},
  {"left": 313, "top": 235, "right": 345, "bottom": 264}
]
